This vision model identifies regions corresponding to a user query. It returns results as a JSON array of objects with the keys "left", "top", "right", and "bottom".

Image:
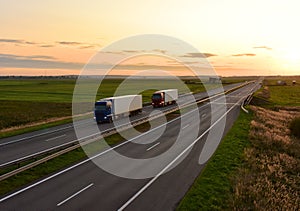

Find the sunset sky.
[{"left": 1, "top": 0, "right": 300, "bottom": 76}]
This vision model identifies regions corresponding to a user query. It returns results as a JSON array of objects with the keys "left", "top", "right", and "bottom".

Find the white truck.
[
  {"left": 151, "top": 89, "right": 178, "bottom": 107},
  {"left": 94, "top": 95, "right": 142, "bottom": 123}
]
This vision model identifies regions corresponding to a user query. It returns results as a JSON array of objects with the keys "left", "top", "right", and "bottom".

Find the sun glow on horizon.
[{"left": 1, "top": 0, "right": 300, "bottom": 76}]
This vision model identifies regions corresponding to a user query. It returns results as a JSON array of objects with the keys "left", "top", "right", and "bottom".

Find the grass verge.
[{"left": 177, "top": 109, "right": 253, "bottom": 210}]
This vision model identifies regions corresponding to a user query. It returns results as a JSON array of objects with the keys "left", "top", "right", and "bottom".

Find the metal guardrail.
[{"left": 0, "top": 81, "right": 255, "bottom": 181}]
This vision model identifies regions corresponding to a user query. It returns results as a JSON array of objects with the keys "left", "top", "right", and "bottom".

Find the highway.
[
  {"left": 0, "top": 81, "right": 260, "bottom": 210},
  {"left": 0, "top": 83, "right": 243, "bottom": 168}
]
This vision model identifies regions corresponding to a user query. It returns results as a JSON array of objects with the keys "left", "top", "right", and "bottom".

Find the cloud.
[
  {"left": 153, "top": 49, "right": 167, "bottom": 54},
  {"left": 79, "top": 45, "right": 96, "bottom": 49},
  {"left": 0, "top": 38, "right": 38, "bottom": 46},
  {"left": 57, "top": 41, "right": 82, "bottom": 45},
  {"left": 253, "top": 46, "right": 272, "bottom": 50},
  {"left": 0, "top": 52, "right": 210, "bottom": 75},
  {"left": 57, "top": 41, "right": 101, "bottom": 49},
  {"left": 27, "top": 55, "right": 56, "bottom": 60},
  {"left": 1, "top": 38, "right": 100, "bottom": 49},
  {"left": 0, "top": 53, "right": 82, "bottom": 69},
  {"left": 0, "top": 38, "right": 24, "bottom": 44},
  {"left": 115, "top": 63, "right": 187, "bottom": 71},
  {"left": 181, "top": 52, "right": 218, "bottom": 58},
  {"left": 39, "top": 44, "right": 55, "bottom": 48},
  {"left": 232, "top": 53, "right": 256, "bottom": 57},
  {"left": 122, "top": 50, "right": 141, "bottom": 53},
  {"left": 0, "top": 52, "right": 190, "bottom": 71},
  {"left": 109, "top": 49, "right": 166, "bottom": 54},
  {"left": 0, "top": 53, "right": 56, "bottom": 60},
  {"left": 103, "top": 51, "right": 125, "bottom": 55},
  {"left": 24, "top": 41, "right": 37, "bottom": 45}
]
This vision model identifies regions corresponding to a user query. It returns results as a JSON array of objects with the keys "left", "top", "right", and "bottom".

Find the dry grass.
[{"left": 230, "top": 106, "right": 300, "bottom": 210}]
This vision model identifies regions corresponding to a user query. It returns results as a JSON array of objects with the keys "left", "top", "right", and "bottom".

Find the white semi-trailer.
[
  {"left": 94, "top": 95, "right": 142, "bottom": 123},
  {"left": 151, "top": 89, "right": 178, "bottom": 107}
]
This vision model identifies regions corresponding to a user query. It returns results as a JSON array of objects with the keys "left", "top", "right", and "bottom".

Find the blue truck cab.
[{"left": 94, "top": 100, "right": 112, "bottom": 123}]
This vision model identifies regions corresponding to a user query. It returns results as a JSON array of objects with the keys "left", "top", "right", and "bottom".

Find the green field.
[
  {"left": 268, "top": 85, "right": 300, "bottom": 106},
  {"left": 0, "top": 77, "right": 224, "bottom": 134},
  {"left": 254, "top": 77, "right": 300, "bottom": 107}
]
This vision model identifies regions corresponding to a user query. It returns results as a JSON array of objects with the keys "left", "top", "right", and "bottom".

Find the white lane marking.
[
  {"left": 0, "top": 120, "right": 89, "bottom": 147},
  {"left": 182, "top": 124, "right": 190, "bottom": 130},
  {"left": 45, "top": 135, "right": 66, "bottom": 142},
  {"left": 0, "top": 86, "right": 250, "bottom": 203},
  {"left": 117, "top": 96, "right": 246, "bottom": 211},
  {"left": 57, "top": 183, "right": 93, "bottom": 207},
  {"left": 146, "top": 142, "right": 160, "bottom": 151}
]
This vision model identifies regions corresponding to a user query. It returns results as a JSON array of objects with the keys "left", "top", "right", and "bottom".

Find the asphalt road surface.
[{"left": 0, "top": 81, "right": 260, "bottom": 210}]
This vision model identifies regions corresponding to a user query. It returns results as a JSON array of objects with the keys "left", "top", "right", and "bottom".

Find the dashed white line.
[
  {"left": 146, "top": 142, "right": 160, "bottom": 151},
  {"left": 57, "top": 183, "right": 94, "bottom": 207},
  {"left": 182, "top": 124, "right": 190, "bottom": 130},
  {"left": 45, "top": 135, "right": 66, "bottom": 142}
]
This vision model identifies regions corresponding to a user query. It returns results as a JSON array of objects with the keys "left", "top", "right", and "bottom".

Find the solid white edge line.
[
  {"left": 146, "top": 142, "right": 160, "bottom": 151},
  {"left": 45, "top": 134, "right": 66, "bottom": 142},
  {"left": 57, "top": 183, "right": 94, "bottom": 206},
  {"left": 117, "top": 96, "right": 246, "bottom": 211}
]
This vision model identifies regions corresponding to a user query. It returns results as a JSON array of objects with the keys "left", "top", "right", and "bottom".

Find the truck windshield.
[
  {"left": 152, "top": 94, "right": 162, "bottom": 100},
  {"left": 95, "top": 104, "right": 107, "bottom": 111}
]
